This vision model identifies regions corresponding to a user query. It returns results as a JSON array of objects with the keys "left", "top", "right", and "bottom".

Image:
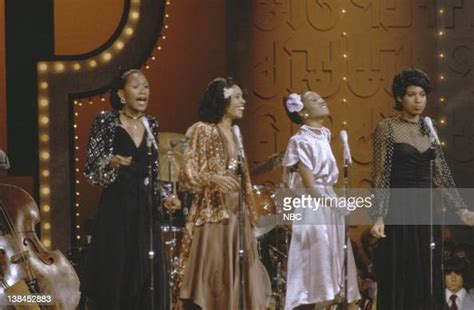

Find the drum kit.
[
  {"left": 251, "top": 153, "right": 291, "bottom": 309},
  {"left": 157, "top": 132, "right": 187, "bottom": 294},
  {"left": 158, "top": 134, "right": 290, "bottom": 309}
]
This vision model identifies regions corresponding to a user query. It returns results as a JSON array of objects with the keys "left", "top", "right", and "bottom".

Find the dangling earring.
[
  {"left": 303, "top": 113, "right": 309, "bottom": 119},
  {"left": 120, "top": 97, "right": 126, "bottom": 104}
]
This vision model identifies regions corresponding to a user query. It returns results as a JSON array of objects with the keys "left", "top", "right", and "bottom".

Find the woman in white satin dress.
[{"left": 282, "top": 92, "right": 360, "bottom": 310}]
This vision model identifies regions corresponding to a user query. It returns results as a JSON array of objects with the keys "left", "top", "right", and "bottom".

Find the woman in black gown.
[
  {"left": 84, "top": 69, "right": 179, "bottom": 309},
  {"left": 369, "top": 68, "right": 474, "bottom": 309}
]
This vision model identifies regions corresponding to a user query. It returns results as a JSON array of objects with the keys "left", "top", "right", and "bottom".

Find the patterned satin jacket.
[
  {"left": 179, "top": 121, "right": 258, "bottom": 227},
  {"left": 83, "top": 110, "right": 162, "bottom": 206},
  {"left": 174, "top": 122, "right": 259, "bottom": 291},
  {"left": 369, "top": 116, "right": 467, "bottom": 219}
]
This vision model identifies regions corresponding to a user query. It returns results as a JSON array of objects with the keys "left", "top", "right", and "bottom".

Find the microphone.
[
  {"left": 232, "top": 125, "right": 245, "bottom": 160},
  {"left": 423, "top": 116, "right": 441, "bottom": 146},
  {"left": 339, "top": 130, "right": 352, "bottom": 165},
  {"left": 140, "top": 116, "right": 158, "bottom": 150}
]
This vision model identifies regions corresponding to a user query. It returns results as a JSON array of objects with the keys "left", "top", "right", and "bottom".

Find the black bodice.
[{"left": 390, "top": 143, "right": 436, "bottom": 188}]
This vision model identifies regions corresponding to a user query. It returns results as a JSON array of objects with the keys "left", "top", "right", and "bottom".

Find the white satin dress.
[{"left": 282, "top": 125, "right": 360, "bottom": 309}]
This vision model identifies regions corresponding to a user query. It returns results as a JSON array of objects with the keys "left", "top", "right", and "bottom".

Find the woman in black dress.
[
  {"left": 369, "top": 68, "right": 474, "bottom": 309},
  {"left": 84, "top": 69, "right": 179, "bottom": 309}
]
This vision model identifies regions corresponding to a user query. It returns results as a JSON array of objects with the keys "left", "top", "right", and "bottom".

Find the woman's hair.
[
  {"left": 109, "top": 69, "right": 142, "bottom": 110},
  {"left": 198, "top": 77, "right": 237, "bottom": 123},
  {"left": 392, "top": 68, "right": 432, "bottom": 111}
]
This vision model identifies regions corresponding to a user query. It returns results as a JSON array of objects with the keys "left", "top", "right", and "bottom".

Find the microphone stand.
[
  {"left": 338, "top": 131, "right": 352, "bottom": 310},
  {"left": 236, "top": 152, "right": 245, "bottom": 310},
  {"left": 428, "top": 142, "right": 436, "bottom": 307},
  {"left": 340, "top": 156, "right": 350, "bottom": 310},
  {"left": 145, "top": 137, "right": 155, "bottom": 310},
  {"left": 423, "top": 117, "right": 443, "bottom": 308},
  {"left": 440, "top": 159, "right": 447, "bottom": 307},
  {"left": 166, "top": 151, "right": 177, "bottom": 310}
]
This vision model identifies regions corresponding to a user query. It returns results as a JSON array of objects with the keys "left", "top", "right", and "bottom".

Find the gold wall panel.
[{"left": 231, "top": 0, "right": 461, "bottom": 188}]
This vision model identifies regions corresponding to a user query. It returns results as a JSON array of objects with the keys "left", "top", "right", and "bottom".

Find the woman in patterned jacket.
[
  {"left": 84, "top": 69, "right": 179, "bottom": 310},
  {"left": 175, "top": 77, "right": 268, "bottom": 310}
]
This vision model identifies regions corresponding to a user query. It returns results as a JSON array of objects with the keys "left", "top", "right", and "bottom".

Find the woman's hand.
[
  {"left": 370, "top": 217, "right": 386, "bottom": 238},
  {"left": 211, "top": 175, "right": 240, "bottom": 193},
  {"left": 163, "top": 196, "right": 182, "bottom": 212},
  {"left": 110, "top": 155, "right": 132, "bottom": 169},
  {"left": 459, "top": 209, "right": 474, "bottom": 226}
]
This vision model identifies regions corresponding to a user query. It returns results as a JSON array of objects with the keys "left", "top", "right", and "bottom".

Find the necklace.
[
  {"left": 122, "top": 110, "right": 143, "bottom": 120},
  {"left": 303, "top": 124, "right": 323, "bottom": 131},
  {"left": 120, "top": 111, "right": 142, "bottom": 130}
]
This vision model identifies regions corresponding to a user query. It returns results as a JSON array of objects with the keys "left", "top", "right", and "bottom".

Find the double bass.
[{"left": 0, "top": 184, "right": 80, "bottom": 309}]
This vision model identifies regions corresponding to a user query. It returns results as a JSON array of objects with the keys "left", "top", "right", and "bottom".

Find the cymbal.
[
  {"left": 159, "top": 132, "right": 187, "bottom": 154},
  {"left": 251, "top": 150, "right": 285, "bottom": 176},
  {"left": 158, "top": 132, "right": 187, "bottom": 182}
]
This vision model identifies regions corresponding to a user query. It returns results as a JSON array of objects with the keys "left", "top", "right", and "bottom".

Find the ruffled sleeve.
[
  {"left": 179, "top": 122, "right": 214, "bottom": 192},
  {"left": 282, "top": 135, "right": 314, "bottom": 171},
  {"left": 83, "top": 111, "right": 119, "bottom": 187}
]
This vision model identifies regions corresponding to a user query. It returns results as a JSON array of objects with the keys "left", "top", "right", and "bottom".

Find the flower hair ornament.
[
  {"left": 285, "top": 93, "right": 304, "bottom": 113},
  {"left": 223, "top": 87, "right": 234, "bottom": 99}
]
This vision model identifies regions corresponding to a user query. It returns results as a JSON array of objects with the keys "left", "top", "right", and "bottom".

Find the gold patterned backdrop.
[
  {"left": 230, "top": 0, "right": 457, "bottom": 189},
  {"left": 437, "top": 0, "right": 474, "bottom": 188},
  {"left": 5, "top": 0, "right": 467, "bottom": 248}
]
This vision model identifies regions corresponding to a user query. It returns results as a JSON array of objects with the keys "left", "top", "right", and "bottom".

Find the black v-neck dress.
[
  {"left": 375, "top": 143, "right": 444, "bottom": 310},
  {"left": 85, "top": 126, "right": 168, "bottom": 310}
]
